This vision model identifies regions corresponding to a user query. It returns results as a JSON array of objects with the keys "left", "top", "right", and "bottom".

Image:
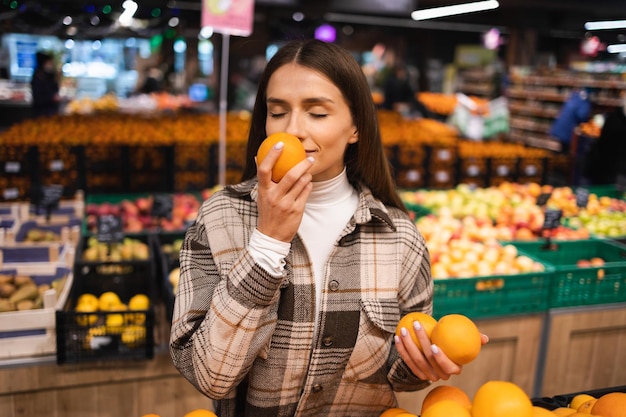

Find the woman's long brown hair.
[{"left": 241, "top": 39, "right": 406, "bottom": 213}]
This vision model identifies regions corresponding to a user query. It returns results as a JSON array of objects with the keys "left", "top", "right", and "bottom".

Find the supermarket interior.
[{"left": 0, "top": 0, "right": 625, "bottom": 416}]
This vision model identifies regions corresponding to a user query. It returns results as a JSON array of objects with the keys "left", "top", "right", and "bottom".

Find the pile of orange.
[{"left": 378, "top": 383, "right": 626, "bottom": 417}]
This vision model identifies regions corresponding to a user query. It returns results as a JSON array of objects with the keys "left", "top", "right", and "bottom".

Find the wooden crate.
[{"left": 0, "top": 264, "right": 73, "bottom": 359}]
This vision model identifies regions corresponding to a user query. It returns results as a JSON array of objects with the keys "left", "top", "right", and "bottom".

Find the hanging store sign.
[{"left": 201, "top": 0, "right": 255, "bottom": 37}]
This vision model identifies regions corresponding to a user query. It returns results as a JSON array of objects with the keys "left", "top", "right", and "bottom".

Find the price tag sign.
[
  {"left": 536, "top": 192, "right": 551, "bottom": 206},
  {"left": 97, "top": 214, "right": 124, "bottom": 243},
  {"left": 542, "top": 208, "right": 563, "bottom": 230},
  {"left": 4, "top": 161, "right": 20, "bottom": 173},
  {"left": 575, "top": 187, "right": 590, "bottom": 208},
  {"left": 151, "top": 193, "right": 173, "bottom": 220},
  {"left": 31, "top": 184, "right": 63, "bottom": 216}
]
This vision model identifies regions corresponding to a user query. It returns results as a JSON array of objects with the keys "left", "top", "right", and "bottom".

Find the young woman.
[{"left": 170, "top": 39, "right": 474, "bottom": 417}]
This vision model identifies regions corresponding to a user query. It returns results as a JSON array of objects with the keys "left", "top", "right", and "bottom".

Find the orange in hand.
[
  {"left": 395, "top": 311, "right": 437, "bottom": 351},
  {"left": 257, "top": 132, "right": 306, "bottom": 182},
  {"left": 430, "top": 314, "right": 481, "bottom": 365}
]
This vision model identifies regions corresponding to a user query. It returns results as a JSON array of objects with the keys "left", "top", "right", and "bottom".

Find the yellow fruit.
[
  {"left": 140, "top": 414, "right": 161, "bottom": 417},
  {"left": 591, "top": 392, "right": 626, "bottom": 417},
  {"left": 128, "top": 293, "right": 150, "bottom": 310},
  {"left": 430, "top": 314, "right": 481, "bottom": 365},
  {"left": 257, "top": 132, "right": 306, "bottom": 182},
  {"left": 183, "top": 410, "right": 218, "bottom": 417},
  {"left": 396, "top": 312, "right": 437, "bottom": 351},
  {"left": 105, "top": 313, "right": 125, "bottom": 333},
  {"left": 569, "top": 394, "right": 596, "bottom": 411},
  {"left": 75, "top": 302, "right": 98, "bottom": 326},
  {"left": 379, "top": 408, "right": 409, "bottom": 417},
  {"left": 576, "top": 399, "right": 596, "bottom": 414},
  {"left": 121, "top": 324, "right": 146, "bottom": 347},
  {"left": 532, "top": 406, "right": 558, "bottom": 416},
  {"left": 471, "top": 380, "right": 533, "bottom": 417},
  {"left": 421, "top": 399, "right": 471, "bottom": 417},
  {"left": 77, "top": 293, "right": 99, "bottom": 310},
  {"left": 98, "top": 291, "right": 122, "bottom": 311},
  {"left": 421, "top": 385, "right": 472, "bottom": 414},
  {"left": 552, "top": 408, "right": 577, "bottom": 416}
]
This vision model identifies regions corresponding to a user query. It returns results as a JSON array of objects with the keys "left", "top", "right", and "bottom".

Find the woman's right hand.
[{"left": 256, "top": 142, "right": 314, "bottom": 243}]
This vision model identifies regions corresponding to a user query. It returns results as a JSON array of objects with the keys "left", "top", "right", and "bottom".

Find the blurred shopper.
[
  {"left": 550, "top": 89, "right": 592, "bottom": 153},
  {"left": 584, "top": 94, "right": 626, "bottom": 185},
  {"left": 382, "top": 63, "right": 429, "bottom": 118},
  {"left": 30, "top": 52, "right": 60, "bottom": 117}
]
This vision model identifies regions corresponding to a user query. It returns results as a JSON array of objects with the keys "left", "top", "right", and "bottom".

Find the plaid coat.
[{"left": 170, "top": 179, "right": 433, "bottom": 417}]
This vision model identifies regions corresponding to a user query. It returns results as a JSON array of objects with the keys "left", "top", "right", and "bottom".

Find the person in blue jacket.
[{"left": 550, "top": 89, "right": 592, "bottom": 153}]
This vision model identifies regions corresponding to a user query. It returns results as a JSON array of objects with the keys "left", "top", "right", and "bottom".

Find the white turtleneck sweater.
[{"left": 249, "top": 168, "right": 359, "bottom": 327}]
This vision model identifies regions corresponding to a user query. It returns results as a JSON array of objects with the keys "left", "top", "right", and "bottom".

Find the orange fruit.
[
  {"left": 421, "top": 399, "right": 471, "bottom": 417},
  {"left": 591, "top": 392, "right": 626, "bottom": 417},
  {"left": 532, "top": 406, "right": 558, "bottom": 416},
  {"left": 430, "top": 314, "right": 481, "bottom": 365},
  {"left": 257, "top": 132, "right": 306, "bottom": 182},
  {"left": 552, "top": 408, "right": 576, "bottom": 416},
  {"left": 183, "top": 410, "right": 218, "bottom": 417},
  {"left": 569, "top": 394, "right": 596, "bottom": 411},
  {"left": 140, "top": 414, "right": 161, "bottom": 417},
  {"left": 395, "top": 311, "right": 437, "bottom": 351},
  {"left": 552, "top": 407, "right": 577, "bottom": 416},
  {"left": 421, "top": 385, "right": 472, "bottom": 414},
  {"left": 380, "top": 407, "right": 410, "bottom": 417},
  {"left": 379, "top": 408, "right": 409, "bottom": 417},
  {"left": 576, "top": 399, "right": 596, "bottom": 414},
  {"left": 472, "top": 380, "right": 533, "bottom": 417}
]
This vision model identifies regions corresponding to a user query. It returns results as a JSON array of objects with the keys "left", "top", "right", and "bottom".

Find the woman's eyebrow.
[{"left": 266, "top": 96, "right": 335, "bottom": 104}]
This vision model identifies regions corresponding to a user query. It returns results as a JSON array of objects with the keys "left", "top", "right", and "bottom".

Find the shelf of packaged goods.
[
  {"left": 512, "top": 74, "right": 626, "bottom": 90},
  {"left": 509, "top": 116, "right": 552, "bottom": 134},
  {"left": 507, "top": 102, "right": 561, "bottom": 118},
  {"left": 508, "top": 130, "right": 561, "bottom": 152},
  {"left": 507, "top": 88, "right": 568, "bottom": 102}
]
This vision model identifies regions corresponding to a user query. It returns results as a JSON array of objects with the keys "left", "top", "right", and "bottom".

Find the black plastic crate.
[
  {"left": 55, "top": 235, "right": 158, "bottom": 363},
  {"left": 532, "top": 385, "right": 626, "bottom": 410},
  {"left": 56, "top": 303, "right": 154, "bottom": 364}
]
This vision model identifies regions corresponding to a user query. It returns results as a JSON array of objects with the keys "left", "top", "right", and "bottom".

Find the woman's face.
[{"left": 265, "top": 62, "right": 358, "bottom": 182}]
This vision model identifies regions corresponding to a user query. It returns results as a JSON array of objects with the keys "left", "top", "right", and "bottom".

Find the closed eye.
[{"left": 269, "top": 112, "right": 287, "bottom": 118}]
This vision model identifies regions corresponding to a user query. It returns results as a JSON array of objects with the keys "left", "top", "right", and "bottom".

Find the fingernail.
[
  {"left": 307, "top": 156, "right": 315, "bottom": 163},
  {"left": 400, "top": 327, "right": 408, "bottom": 337},
  {"left": 431, "top": 344, "right": 440, "bottom": 354},
  {"left": 394, "top": 335, "right": 401, "bottom": 344},
  {"left": 274, "top": 141, "right": 284, "bottom": 150},
  {"left": 413, "top": 321, "right": 422, "bottom": 331}
]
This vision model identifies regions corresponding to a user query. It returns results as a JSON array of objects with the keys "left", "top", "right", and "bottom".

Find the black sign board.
[
  {"left": 31, "top": 184, "right": 63, "bottom": 218},
  {"left": 536, "top": 193, "right": 552, "bottom": 206},
  {"left": 542, "top": 208, "right": 563, "bottom": 230},
  {"left": 575, "top": 188, "right": 590, "bottom": 208},
  {"left": 97, "top": 214, "right": 124, "bottom": 243},
  {"left": 151, "top": 193, "right": 173, "bottom": 220}
]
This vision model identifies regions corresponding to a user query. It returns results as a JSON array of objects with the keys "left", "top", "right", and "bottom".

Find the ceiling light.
[
  {"left": 607, "top": 44, "right": 626, "bottom": 53},
  {"left": 584, "top": 20, "right": 626, "bottom": 31},
  {"left": 411, "top": 0, "right": 499, "bottom": 21},
  {"left": 119, "top": 0, "right": 138, "bottom": 27}
]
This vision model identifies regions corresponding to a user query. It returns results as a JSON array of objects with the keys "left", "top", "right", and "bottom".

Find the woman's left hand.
[{"left": 394, "top": 320, "right": 489, "bottom": 382}]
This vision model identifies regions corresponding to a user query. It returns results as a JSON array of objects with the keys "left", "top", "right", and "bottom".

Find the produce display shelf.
[
  {"left": 0, "top": 264, "right": 73, "bottom": 359},
  {"left": 432, "top": 252, "right": 554, "bottom": 320},
  {"left": 511, "top": 239, "right": 626, "bottom": 308},
  {"left": 532, "top": 384, "right": 626, "bottom": 410}
]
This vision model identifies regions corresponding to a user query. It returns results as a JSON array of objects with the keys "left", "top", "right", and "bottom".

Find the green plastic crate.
[
  {"left": 432, "top": 254, "right": 554, "bottom": 320},
  {"left": 512, "top": 239, "right": 626, "bottom": 308},
  {"left": 583, "top": 184, "right": 626, "bottom": 200}
]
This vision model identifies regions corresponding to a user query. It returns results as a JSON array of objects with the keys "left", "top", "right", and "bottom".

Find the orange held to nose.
[{"left": 257, "top": 132, "right": 306, "bottom": 182}]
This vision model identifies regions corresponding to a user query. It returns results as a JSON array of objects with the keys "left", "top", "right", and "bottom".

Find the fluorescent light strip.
[
  {"left": 584, "top": 20, "right": 626, "bottom": 30},
  {"left": 411, "top": 0, "right": 499, "bottom": 21},
  {"left": 607, "top": 44, "right": 626, "bottom": 53}
]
